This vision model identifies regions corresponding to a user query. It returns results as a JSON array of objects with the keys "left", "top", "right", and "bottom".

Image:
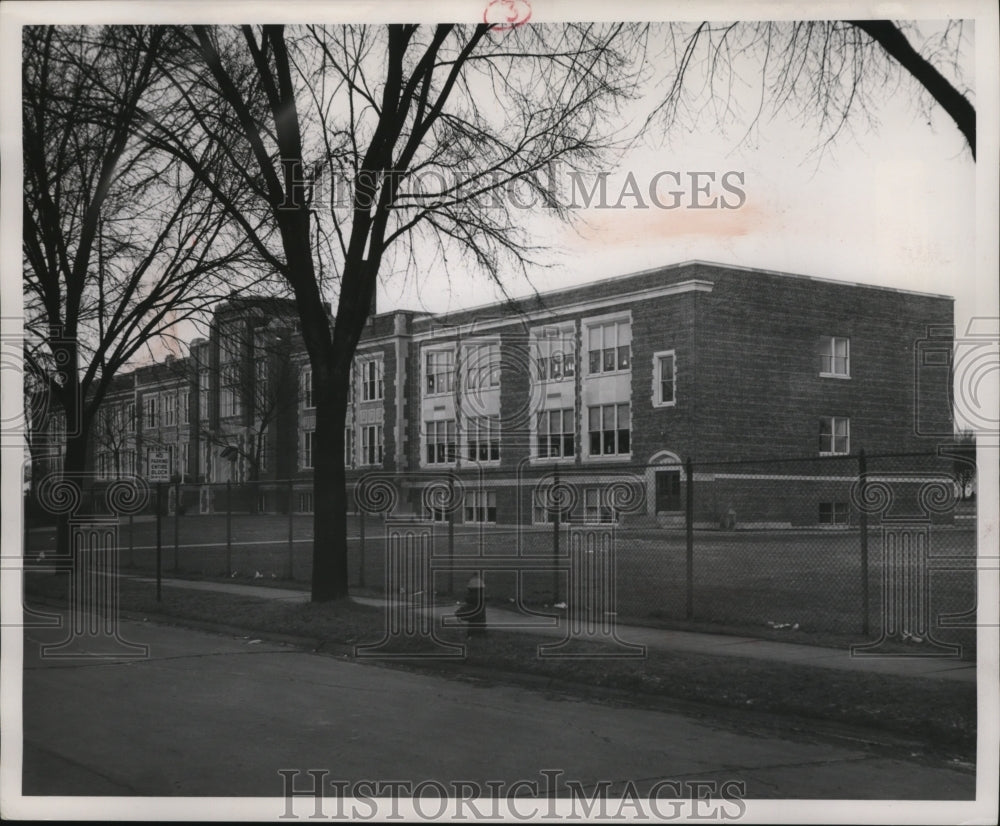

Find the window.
[
  {"left": 588, "top": 403, "right": 630, "bottom": 456},
  {"left": 587, "top": 319, "right": 630, "bottom": 375},
  {"left": 344, "top": 427, "right": 353, "bottom": 466},
  {"left": 163, "top": 393, "right": 177, "bottom": 427},
  {"left": 819, "top": 416, "right": 850, "bottom": 454},
  {"left": 425, "top": 420, "right": 457, "bottom": 464},
  {"left": 536, "top": 409, "right": 574, "bottom": 458},
  {"left": 125, "top": 401, "right": 136, "bottom": 433},
  {"left": 124, "top": 449, "right": 136, "bottom": 476},
  {"left": 221, "top": 364, "right": 241, "bottom": 417},
  {"left": 144, "top": 396, "right": 157, "bottom": 429},
  {"left": 424, "top": 502, "right": 449, "bottom": 522},
  {"left": 654, "top": 351, "right": 676, "bottom": 406},
  {"left": 198, "top": 370, "right": 210, "bottom": 421},
  {"left": 179, "top": 391, "right": 190, "bottom": 425},
  {"left": 425, "top": 350, "right": 455, "bottom": 395},
  {"left": 302, "top": 368, "right": 314, "bottom": 409},
  {"left": 256, "top": 433, "right": 267, "bottom": 473},
  {"left": 464, "top": 490, "right": 497, "bottom": 524},
  {"left": 535, "top": 328, "right": 576, "bottom": 382},
  {"left": 302, "top": 430, "right": 314, "bottom": 469},
  {"left": 466, "top": 416, "right": 500, "bottom": 462},
  {"left": 360, "top": 359, "right": 384, "bottom": 401},
  {"left": 179, "top": 441, "right": 189, "bottom": 479},
  {"left": 361, "top": 424, "right": 383, "bottom": 466},
  {"left": 98, "top": 452, "right": 110, "bottom": 480},
  {"left": 298, "top": 492, "right": 314, "bottom": 513},
  {"left": 256, "top": 358, "right": 268, "bottom": 403},
  {"left": 819, "top": 336, "right": 850, "bottom": 377},
  {"left": 584, "top": 488, "right": 615, "bottom": 523},
  {"left": 203, "top": 443, "right": 214, "bottom": 482},
  {"left": 819, "top": 502, "right": 849, "bottom": 525},
  {"left": 463, "top": 343, "right": 500, "bottom": 390}
]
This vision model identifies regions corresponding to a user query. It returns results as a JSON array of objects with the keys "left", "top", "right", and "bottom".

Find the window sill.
[
  {"left": 652, "top": 400, "right": 677, "bottom": 409},
  {"left": 583, "top": 454, "right": 633, "bottom": 462},
  {"left": 819, "top": 451, "right": 850, "bottom": 457},
  {"left": 530, "top": 455, "right": 576, "bottom": 464},
  {"left": 819, "top": 373, "right": 851, "bottom": 380},
  {"left": 584, "top": 368, "right": 631, "bottom": 379}
]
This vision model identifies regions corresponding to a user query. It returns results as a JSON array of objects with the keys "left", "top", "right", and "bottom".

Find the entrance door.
[{"left": 655, "top": 470, "right": 681, "bottom": 512}]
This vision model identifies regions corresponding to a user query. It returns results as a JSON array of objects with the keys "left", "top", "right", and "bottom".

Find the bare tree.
[
  {"left": 22, "top": 25, "right": 254, "bottom": 555},
  {"left": 142, "top": 23, "right": 646, "bottom": 600},
  {"left": 648, "top": 20, "right": 974, "bottom": 158}
]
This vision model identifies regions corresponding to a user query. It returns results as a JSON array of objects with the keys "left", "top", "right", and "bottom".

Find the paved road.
[{"left": 19, "top": 612, "right": 975, "bottom": 807}]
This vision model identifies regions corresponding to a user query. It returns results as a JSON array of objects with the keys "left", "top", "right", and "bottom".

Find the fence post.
[
  {"left": 552, "top": 468, "right": 560, "bottom": 605},
  {"left": 685, "top": 457, "right": 694, "bottom": 620},
  {"left": 128, "top": 512, "right": 134, "bottom": 569},
  {"left": 447, "top": 477, "right": 455, "bottom": 595},
  {"left": 173, "top": 480, "right": 180, "bottom": 572},
  {"left": 359, "top": 507, "right": 366, "bottom": 589},
  {"left": 225, "top": 481, "right": 232, "bottom": 578},
  {"left": 859, "top": 449, "right": 870, "bottom": 636},
  {"left": 155, "top": 482, "right": 162, "bottom": 602},
  {"left": 287, "top": 479, "right": 294, "bottom": 580}
]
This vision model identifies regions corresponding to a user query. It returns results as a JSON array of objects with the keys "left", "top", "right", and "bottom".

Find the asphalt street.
[{"left": 18, "top": 611, "right": 975, "bottom": 806}]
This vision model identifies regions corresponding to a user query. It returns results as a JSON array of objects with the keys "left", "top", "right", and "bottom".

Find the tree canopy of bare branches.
[
  {"left": 140, "top": 22, "right": 648, "bottom": 600},
  {"left": 23, "top": 25, "right": 257, "bottom": 553}
]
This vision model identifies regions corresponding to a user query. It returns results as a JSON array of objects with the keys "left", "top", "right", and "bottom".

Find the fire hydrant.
[{"left": 455, "top": 574, "right": 487, "bottom": 636}]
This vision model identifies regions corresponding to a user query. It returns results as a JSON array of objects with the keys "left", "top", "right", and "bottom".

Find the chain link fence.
[{"left": 25, "top": 450, "right": 978, "bottom": 654}]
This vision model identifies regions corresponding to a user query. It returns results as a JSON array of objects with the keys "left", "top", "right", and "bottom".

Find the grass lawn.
[
  {"left": 25, "top": 516, "right": 977, "bottom": 653},
  {"left": 24, "top": 570, "right": 976, "bottom": 762}
]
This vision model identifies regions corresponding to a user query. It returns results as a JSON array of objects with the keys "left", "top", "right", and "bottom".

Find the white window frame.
[
  {"left": 179, "top": 390, "right": 190, "bottom": 425},
  {"left": 302, "top": 368, "right": 314, "bottom": 409},
  {"left": 583, "top": 487, "right": 616, "bottom": 524},
  {"left": 533, "top": 325, "right": 576, "bottom": 383},
  {"left": 819, "top": 416, "right": 850, "bottom": 455},
  {"left": 125, "top": 401, "right": 136, "bottom": 433},
  {"left": 585, "top": 316, "right": 631, "bottom": 376},
  {"left": 144, "top": 396, "right": 157, "bottom": 429},
  {"left": 818, "top": 501, "right": 850, "bottom": 525},
  {"left": 464, "top": 489, "right": 497, "bottom": 524},
  {"left": 255, "top": 358, "right": 269, "bottom": 403},
  {"left": 162, "top": 392, "right": 177, "bottom": 427},
  {"left": 819, "top": 336, "right": 851, "bottom": 378},
  {"left": 424, "top": 348, "right": 455, "bottom": 397},
  {"left": 586, "top": 402, "right": 631, "bottom": 458},
  {"left": 302, "top": 430, "right": 314, "bottom": 469},
  {"left": 425, "top": 419, "right": 457, "bottom": 465},
  {"left": 360, "top": 358, "right": 384, "bottom": 402},
  {"left": 462, "top": 341, "right": 501, "bottom": 391},
  {"left": 256, "top": 433, "right": 267, "bottom": 473},
  {"left": 652, "top": 350, "right": 677, "bottom": 407},
  {"left": 535, "top": 408, "right": 575, "bottom": 460},
  {"left": 360, "top": 423, "right": 383, "bottom": 466},
  {"left": 221, "top": 364, "right": 241, "bottom": 417},
  {"left": 465, "top": 416, "right": 500, "bottom": 463},
  {"left": 198, "top": 370, "right": 210, "bottom": 421}
]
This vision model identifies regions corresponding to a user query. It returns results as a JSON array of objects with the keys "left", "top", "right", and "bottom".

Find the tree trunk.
[
  {"left": 309, "top": 347, "right": 351, "bottom": 601},
  {"left": 54, "top": 425, "right": 90, "bottom": 562}
]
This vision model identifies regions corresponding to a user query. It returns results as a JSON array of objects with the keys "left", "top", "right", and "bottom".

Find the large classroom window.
[{"left": 588, "top": 403, "right": 630, "bottom": 456}]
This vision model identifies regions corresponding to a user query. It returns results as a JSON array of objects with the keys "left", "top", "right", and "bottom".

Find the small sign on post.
[{"left": 148, "top": 450, "right": 170, "bottom": 483}]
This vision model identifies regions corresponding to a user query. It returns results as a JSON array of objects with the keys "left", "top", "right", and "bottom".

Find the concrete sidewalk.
[{"left": 129, "top": 575, "right": 977, "bottom": 683}]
